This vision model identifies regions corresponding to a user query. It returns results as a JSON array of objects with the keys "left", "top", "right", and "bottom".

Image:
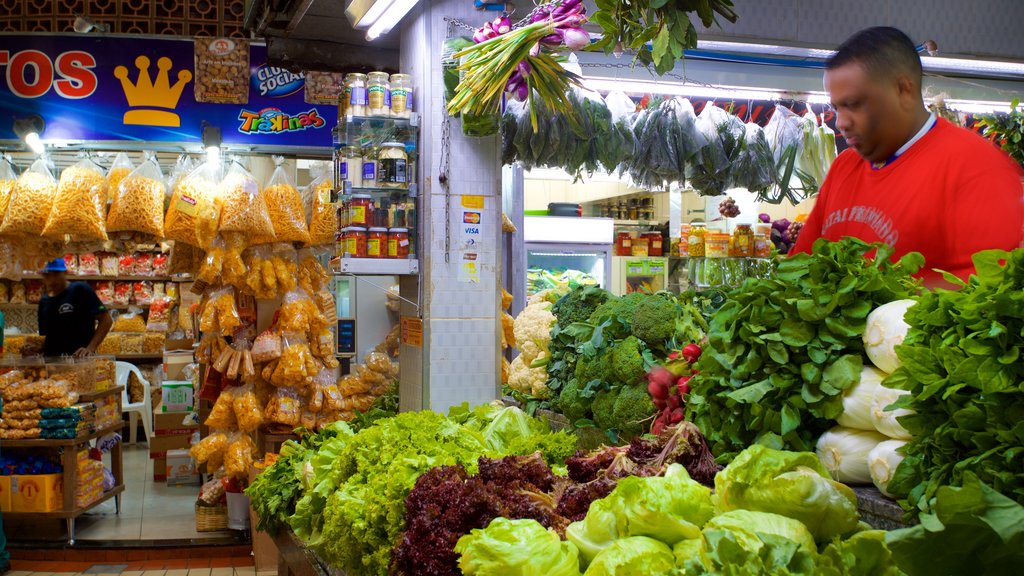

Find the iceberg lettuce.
[
  {"left": 456, "top": 517, "right": 582, "bottom": 576},
  {"left": 583, "top": 536, "right": 675, "bottom": 576}
]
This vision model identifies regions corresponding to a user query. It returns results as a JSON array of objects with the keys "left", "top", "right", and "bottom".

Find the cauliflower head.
[{"left": 508, "top": 354, "right": 552, "bottom": 399}]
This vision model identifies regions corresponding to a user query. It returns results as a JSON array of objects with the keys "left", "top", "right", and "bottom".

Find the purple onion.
[
  {"left": 493, "top": 16, "right": 511, "bottom": 34},
  {"left": 540, "top": 33, "right": 562, "bottom": 46},
  {"left": 560, "top": 26, "right": 589, "bottom": 50},
  {"left": 532, "top": 9, "right": 550, "bottom": 22},
  {"left": 517, "top": 61, "right": 533, "bottom": 77},
  {"left": 529, "top": 42, "right": 541, "bottom": 57},
  {"left": 515, "top": 82, "right": 529, "bottom": 101},
  {"left": 759, "top": 213, "right": 771, "bottom": 223}
]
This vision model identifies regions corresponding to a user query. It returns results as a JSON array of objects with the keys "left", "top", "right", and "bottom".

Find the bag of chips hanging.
[
  {"left": 107, "top": 151, "right": 166, "bottom": 238},
  {"left": 264, "top": 156, "right": 311, "bottom": 244},
  {"left": 305, "top": 162, "right": 337, "bottom": 246},
  {"left": 165, "top": 160, "right": 222, "bottom": 249},
  {"left": 0, "top": 157, "right": 57, "bottom": 238},
  {"left": 43, "top": 155, "right": 109, "bottom": 241},
  {"left": 106, "top": 152, "right": 134, "bottom": 202},
  {"left": 0, "top": 155, "right": 17, "bottom": 230},
  {"left": 218, "top": 159, "right": 276, "bottom": 242}
]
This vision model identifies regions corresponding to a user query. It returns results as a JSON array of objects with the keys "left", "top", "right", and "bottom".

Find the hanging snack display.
[
  {"left": 218, "top": 160, "right": 276, "bottom": 243},
  {"left": 264, "top": 156, "right": 312, "bottom": 245},
  {"left": 0, "top": 158, "right": 57, "bottom": 238},
  {"left": 106, "top": 152, "right": 167, "bottom": 238},
  {"left": 165, "top": 160, "right": 223, "bottom": 249},
  {"left": 106, "top": 152, "right": 134, "bottom": 202},
  {"left": 306, "top": 162, "right": 339, "bottom": 246},
  {"left": 43, "top": 157, "right": 110, "bottom": 241}
]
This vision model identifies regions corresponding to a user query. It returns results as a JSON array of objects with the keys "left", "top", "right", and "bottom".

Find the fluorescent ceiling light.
[
  {"left": 921, "top": 55, "right": 1024, "bottom": 76},
  {"left": 583, "top": 76, "right": 782, "bottom": 101},
  {"left": 24, "top": 132, "right": 44, "bottom": 154},
  {"left": 697, "top": 40, "right": 835, "bottom": 60},
  {"left": 941, "top": 99, "right": 1012, "bottom": 114},
  {"left": 205, "top": 145, "right": 220, "bottom": 165},
  {"left": 365, "top": 0, "right": 418, "bottom": 40}
]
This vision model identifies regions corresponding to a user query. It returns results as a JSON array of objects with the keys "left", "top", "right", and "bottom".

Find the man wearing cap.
[{"left": 36, "top": 259, "right": 112, "bottom": 358}]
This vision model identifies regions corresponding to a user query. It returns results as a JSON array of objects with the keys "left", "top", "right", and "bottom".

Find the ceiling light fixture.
[
  {"left": 73, "top": 14, "right": 109, "bottom": 34},
  {"left": 202, "top": 122, "right": 222, "bottom": 164},
  {"left": 13, "top": 115, "right": 46, "bottom": 154},
  {"left": 345, "top": 0, "right": 419, "bottom": 40},
  {"left": 583, "top": 76, "right": 783, "bottom": 101}
]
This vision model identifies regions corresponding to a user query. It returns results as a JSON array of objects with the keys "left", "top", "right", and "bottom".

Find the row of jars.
[
  {"left": 340, "top": 227, "right": 413, "bottom": 259},
  {"left": 341, "top": 194, "right": 415, "bottom": 229},
  {"left": 339, "top": 72, "right": 414, "bottom": 119},
  {"left": 682, "top": 223, "right": 772, "bottom": 259},
  {"left": 337, "top": 143, "right": 411, "bottom": 190},
  {"left": 597, "top": 196, "right": 656, "bottom": 221},
  {"left": 615, "top": 231, "right": 664, "bottom": 257}
]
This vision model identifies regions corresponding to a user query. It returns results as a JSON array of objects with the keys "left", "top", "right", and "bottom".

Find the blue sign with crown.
[{"left": 0, "top": 34, "right": 337, "bottom": 150}]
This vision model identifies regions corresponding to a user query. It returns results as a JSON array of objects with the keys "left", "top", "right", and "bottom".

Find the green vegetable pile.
[
  {"left": 547, "top": 288, "right": 707, "bottom": 441},
  {"left": 247, "top": 404, "right": 575, "bottom": 576},
  {"left": 688, "top": 238, "right": 923, "bottom": 462},
  {"left": 455, "top": 445, "right": 902, "bottom": 575},
  {"left": 884, "top": 249, "right": 1024, "bottom": 513}
]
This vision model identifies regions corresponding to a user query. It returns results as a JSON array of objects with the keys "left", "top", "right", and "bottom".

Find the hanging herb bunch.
[
  {"left": 978, "top": 98, "right": 1024, "bottom": 168},
  {"left": 589, "top": 0, "right": 739, "bottom": 75},
  {"left": 447, "top": 1, "right": 590, "bottom": 130}
]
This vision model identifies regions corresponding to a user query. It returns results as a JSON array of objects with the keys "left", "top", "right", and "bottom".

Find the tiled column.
[{"left": 400, "top": 0, "right": 503, "bottom": 412}]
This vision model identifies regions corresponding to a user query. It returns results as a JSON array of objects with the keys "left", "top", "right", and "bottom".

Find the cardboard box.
[
  {"left": 161, "top": 381, "right": 194, "bottom": 413},
  {"left": 154, "top": 457, "right": 167, "bottom": 482},
  {"left": 154, "top": 411, "right": 198, "bottom": 434},
  {"left": 12, "top": 473, "right": 63, "bottom": 512},
  {"left": 149, "top": 433, "right": 196, "bottom": 458},
  {"left": 163, "top": 351, "right": 194, "bottom": 381},
  {"left": 0, "top": 476, "right": 11, "bottom": 512},
  {"left": 166, "top": 449, "right": 201, "bottom": 486}
]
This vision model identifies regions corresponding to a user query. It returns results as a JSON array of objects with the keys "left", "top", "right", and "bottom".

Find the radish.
[
  {"left": 653, "top": 397, "right": 668, "bottom": 410},
  {"left": 681, "top": 343, "right": 703, "bottom": 364},
  {"left": 647, "top": 380, "right": 669, "bottom": 400},
  {"left": 668, "top": 394, "right": 682, "bottom": 410},
  {"left": 670, "top": 408, "right": 685, "bottom": 424},
  {"left": 677, "top": 376, "right": 691, "bottom": 396}
]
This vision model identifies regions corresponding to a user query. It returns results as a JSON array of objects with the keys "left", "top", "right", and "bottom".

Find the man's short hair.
[{"left": 826, "top": 27, "right": 923, "bottom": 86}]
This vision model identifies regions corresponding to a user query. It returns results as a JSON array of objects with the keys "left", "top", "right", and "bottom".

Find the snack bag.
[
  {"left": 251, "top": 328, "right": 283, "bottom": 364},
  {"left": 218, "top": 159, "right": 275, "bottom": 241},
  {"left": 106, "top": 152, "right": 135, "bottom": 202},
  {"left": 165, "top": 160, "right": 222, "bottom": 249},
  {"left": 0, "top": 157, "right": 57, "bottom": 237},
  {"left": 278, "top": 288, "right": 328, "bottom": 335},
  {"left": 44, "top": 155, "right": 109, "bottom": 241},
  {"left": 113, "top": 282, "right": 132, "bottom": 305},
  {"left": 232, "top": 382, "right": 264, "bottom": 433},
  {"left": 134, "top": 252, "right": 154, "bottom": 276},
  {"left": 133, "top": 281, "right": 154, "bottom": 306},
  {"left": 112, "top": 308, "right": 147, "bottom": 332},
  {"left": 107, "top": 151, "right": 166, "bottom": 238},
  {"left": 190, "top": 431, "right": 229, "bottom": 472},
  {"left": 270, "top": 332, "right": 320, "bottom": 389},
  {"left": 305, "top": 162, "right": 337, "bottom": 246},
  {"left": 205, "top": 387, "right": 238, "bottom": 429},
  {"left": 153, "top": 253, "right": 169, "bottom": 276},
  {"left": 100, "top": 253, "right": 118, "bottom": 276},
  {"left": 224, "top": 433, "right": 256, "bottom": 479},
  {"left": 0, "top": 154, "right": 17, "bottom": 229},
  {"left": 298, "top": 248, "right": 330, "bottom": 294},
  {"left": 146, "top": 295, "right": 174, "bottom": 332},
  {"left": 264, "top": 156, "right": 311, "bottom": 244},
  {"left": 265, "top": 387, "right": 301, "bottom": 426},
  {"left": 199, "top": 286, "right": 241, "bottom": 335}
]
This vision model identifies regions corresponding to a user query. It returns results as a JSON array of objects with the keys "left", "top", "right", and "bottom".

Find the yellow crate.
[
  {"left": 0, "top": 476, "right": 11, "bottom": 512},
  {"left": 12, "top": 473, "right": 63, "bottom": 512}
]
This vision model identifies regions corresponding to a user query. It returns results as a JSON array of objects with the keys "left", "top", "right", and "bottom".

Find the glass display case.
[
  {"left": 523, "top": 216, "right": 613, "bottom": 296},
  {"left": 612, "top": 256, "right": 668, "bottom": 295}
]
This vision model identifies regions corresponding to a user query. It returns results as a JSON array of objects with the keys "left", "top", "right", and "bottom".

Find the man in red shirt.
[{"left": 792, "top": 27, "right": 1023, "bottom": 284}]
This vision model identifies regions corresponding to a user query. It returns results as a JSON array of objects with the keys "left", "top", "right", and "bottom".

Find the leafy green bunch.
[
  {"left": 687, "top": 238, "right": 923, "bottom": 463},
  {"left": 978, "top": 98, "right": 1024, "bottom": 168},
  {"left": 885, "top": 249, "right": 1024, "bottom": 514}
]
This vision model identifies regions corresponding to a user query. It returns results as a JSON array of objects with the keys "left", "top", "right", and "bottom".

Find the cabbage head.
[
  {"left": 455, "top": 517, "right": 582, "bottom": 576},
  {"left": 680, "top": 529, "right": 819, "bottom": 575},
  {"left": 583, "top": 536, "right": 675, "bottom": 576},
  {"left": 704, "top": 510, "right": 816, "bottom": 554},
  {"left": 714, "top": 445, "right": 859, "bottom": 542}
]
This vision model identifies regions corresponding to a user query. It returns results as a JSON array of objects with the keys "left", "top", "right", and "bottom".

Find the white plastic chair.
[{"left": 116, "top": 361, "right": 153, "bottom": 445}]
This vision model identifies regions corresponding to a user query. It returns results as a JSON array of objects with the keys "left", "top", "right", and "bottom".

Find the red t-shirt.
[{"left": 792, "top": 118, "right": 1023, "bottom": 283}]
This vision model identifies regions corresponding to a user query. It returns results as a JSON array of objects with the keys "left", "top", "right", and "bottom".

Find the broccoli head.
[
  {"left": 591, "top": 389, "right": 618, "bottom": 431},
  {"left": 553, "top": 285, "right": 612, "bottom": 327},
  {"left": 631, "top": 294, "right": 679, "bottom": 349},
  {"left": 611, "top": 336, "right": 645, "bottom": 384},
  {"left": 612, "top": 384, "right": 656, "bottom": 439},
  {"left": 555, "top": 379, "right": 593, "bottom": 424},
  {"left": 574, "top": 353, "right": 614, "bottom": 388},
  {"left": 588, "top": 292, "right": 649, "bottom": 340}
]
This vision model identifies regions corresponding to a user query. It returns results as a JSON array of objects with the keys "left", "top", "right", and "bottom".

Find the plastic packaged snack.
[
  {"left": 251, "top": 328, "right": 283, "bottom": 364},
  {"left": 142, "top": 333, "right": 164, "bottom": 354},
  {"left": 298, "top": 249, "right": 330, "bottom": 294},
  {"left": 218, "top": 160, "right": 275, "bottom": 241},
  {"left": 152, "top": 253, "right": 169, "bottom": 276},
  {"left": 120, "top": 333, "right": 144, "bottom": 354},
  {"left": 278, "top": 288, "right": 328, "bottom": 334},
  {"left": 95, "top": 281, "right": 114, "bottom": 305},
  {"left": 270, "top": 332, "right": 320, "bottom": 389},
  {"left": 112, "top": 309, "right": 147, "bottom": 333},
  {"left": 263, "top": 156, "right": 311, "bottom": 244},
  {"left": 190, "top": 431, "right": 229, "bottom": 471},
  {"left": 113, "top": 282, "right": 132, "bottom": 305},
  {"left": 265, "top": 386, "right": 301, "bottom": 426},
  {"left": 44, "top": 155, "right": 109, "bottom": 241},
  {"left": 25, "top": 280, "right": 43, "bottom": 303},
  {"left": 146, "top": 296, "right": 174, "bottom": 332},
  {"left": 134, "top": 252, "right": 153, "bottom": 276},
  {"left": 133, "top": 281, "right": 154, "bottom": 306},
  {"left": 62, "top": 253, "right": 78, "bottom": 275},
  {"left": 100, "top": 253, "right": 118, "bottom": 276},
  {"left": 108, "top": 152, "right": 166, "bottom": 238},
  {"left": 310, "top": 327, "right": 338, "bottom": 368},
  {"left": 106, "top": 152, "right": 135, "bottom": 202},
  {"left": 305, "top": 162, "right": 338, "bottom": 246},
  {"left": 0, "top": 157, "right": 58, "bottom": 237},
  {"left": 224, "top": 433, "right": 256, "bottom": 479},
  {"left": 0, "top": 154, "right": 17, "bottom": 228},
  {"left": 232, "top": 383, "right": 264, "bottom": 433},
  {"left": 165, "top": 160, "right": 223, "bottom": 249},
  {"left": 205, "top": 387, "right": 238, "bottom": 429},
  {"left": 118, "top": 254, "right": 135, "bottom": 276},
  {"left": 199, "top": 286, "right": 241, "bottom": 334}
]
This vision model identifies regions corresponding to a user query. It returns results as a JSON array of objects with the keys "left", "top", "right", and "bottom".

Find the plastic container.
[
  {"left": 367, "top": 71, "right": 391, "bottom": 118},
  {"left": 390, "top": 73, "right": 413, "bottom": 118},
  {"left": 645, "top": 232, "right": 664, "bottom": 256},
  {"left": 226, "top": 492, "right": 251, "bottom": 530},
  {"left": 344, "top": 73, "right": 368, "bottom": 117},
  {"left": 705, "top": 232, "right": 730, "bottom": 258},
  {"left": 687, "top": 223, "right": 707, "bottom": 257},
  {"left": 631, "top": 237, "right": 649, "bottom": 257},
  {"left": 349, "top": 194, "right": 373, "bottom": 228},
  {"left": 379, "top": 143, "right": 408, "bottom": 189},
  {"left": 362, "top": 147, "right": 378, "bottom": 187},
  {"left": 388, "top": 228, "right": 410, "bottom": 258},
  {"left": 615, "top": 232, "right": 632, "bottom": 256},
  {"left": 342, "top": 227, "right": 367, "bottom": 258},
  {"left": 366, "top": 227, "right": 387, "bottom": 258},
  {"left": 753, "top": 234, "right": 771, "bottom": 258},
  {"left": 340, "top": 146, "right": 362, "bottom": 188},
  {"left": 732, "top": 224, "right": 754, "bottom": 258}
]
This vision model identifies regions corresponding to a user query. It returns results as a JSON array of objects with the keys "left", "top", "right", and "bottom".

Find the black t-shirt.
[{"left": 38, "top": 282, "right": 106, "bottom": 356}]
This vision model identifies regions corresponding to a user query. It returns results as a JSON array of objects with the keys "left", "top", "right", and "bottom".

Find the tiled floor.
[{"left": 69, "top": 443, "right": 234, "bottom": 541}]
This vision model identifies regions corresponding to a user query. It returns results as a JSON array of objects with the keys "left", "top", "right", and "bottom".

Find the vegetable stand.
[{"left": 1, "top": 385, "right": 126, "bottom": 544}]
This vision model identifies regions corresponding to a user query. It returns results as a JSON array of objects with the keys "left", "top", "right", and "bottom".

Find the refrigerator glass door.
[{"left": 526, "top": 248, "right": 607, "bottom": 295}]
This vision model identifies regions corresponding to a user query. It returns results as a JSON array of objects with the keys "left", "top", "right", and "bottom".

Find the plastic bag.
[
  {"left": 218, "top": 159, "right": 275, "bottom": 241},
  {"left": 165, "top": 160, "right": 222, "bottom": 249},
  {"left": 232, "top": 382, "right": 264, "bottom": 433},
  {"left": 199, "top": 286, "right": 241, "bottom": 334},
  {"left": 278, "top": 288, "right": 328, "bottom": 336},
  {"left": 146, "top": 295, "right": 174, "bottom": 332},
  {"left": 270, "top": 332, "right": 320, "bottom": 389},
  {"left": 297, "top": 249, "right": 330, "bottom": 294},
  {"left": 0, "top": 157, "right": 57, "bottom": 237},
  {"left": 112, "top": 308, "right": 147, "bottom": 332},
  {"left": 264, "top": 156, "right": 310, "bottom": 244},
  {"left": 106, "top": 152, "right": 134, "bottom": 202},
  {"left": 190, "top": 431, "right": 229, "bottom": 471},
  {"left": 107, "top": 151, "right": 166, "bottom": 238},
  {"left": 605, "top": 90, "right": 636, "bottom": 123},
  {"left": 265, "top": 386, "right": 301, "bottom": 426},
  {"left": 731, "top": 122, "right": 777, "bottom": 195},
  {"left": 305, "top": 162, "right": 337, "bottom": 246},
  {"left": 688, "top": 103, "right": 734, "bottom": 196},
  {"left": 251, "top": 328, "right": 283, "bottom": 364},
  {"left": 0, "top": 154, "right": 17, "bottom": 229},
  {"left": 205, "top": 386, "right": 238, "bottom": 429},
  {"left": 224, "top": 433, "right": 256, "bottom": 479},
  {"left": 243, "top": 243, "right": 298, "bottom": 299},
  {"left": 44, "top": 155, "right": 109, "bottom": 240}
]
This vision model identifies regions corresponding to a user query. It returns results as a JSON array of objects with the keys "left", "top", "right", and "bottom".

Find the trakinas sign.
[{"left": 0, "top": 34, "right": 336, "bottom": 148}]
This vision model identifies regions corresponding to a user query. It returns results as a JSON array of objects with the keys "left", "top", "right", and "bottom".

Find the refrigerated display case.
[
  {"left": 523, "top": 216, "right": 613, "bottom": 296},
  {"left": 612, "top": 257, "right": 669, "bottom": 295}
]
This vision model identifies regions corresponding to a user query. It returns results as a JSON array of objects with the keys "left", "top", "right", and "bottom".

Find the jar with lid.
[
  {"left": 340, "top": 146, "right": 363, "bottom": 189},
  {"left": 349, "top": 194, "right": 373, "bottom": 228},
  {"left": 631, "top": 236, "right": 649, "bottom": 257},
  {"left": 366, "top": 227, "right": 388, "bottom": 258},
  {"left": 732, "top": 224, "right": 754, "bottom": 258},
  {"left": 344, "top": 73, "right": 368, "bottom": 117},
  {"left": 753, "top": 234, "right": 771, "bottom": 258},
  {"left": 705, "top": 233, "right": 730, "bottom": 258},
  {"left": 645, "top": 232, "right": 664, "bottom": 256},
  {"left": 615, "top": 232, "right": 632, "bottom": 256},
  {"left": 362, "top": 146, "right": 378, "bottom": 187},
  {"left": 367, "top": 72, "right": 391, "bottom": 118},
  {"left": 342, "top": 227, "right": 367, "bottom": 258},
  {"left": 390, "top": 74, "right": 413, "bottom": 118},
  {"left": 687, "top": 223, "right": 707, "bottom": 257},
  {"left": 340, "top": 196, "right": 352, "bottom": 228},
  {"left": 388, "top": 228, "right": 410, "bottom": 258},
  {"left": 379, "top": 142, "right": 409, "bottom": 189}
]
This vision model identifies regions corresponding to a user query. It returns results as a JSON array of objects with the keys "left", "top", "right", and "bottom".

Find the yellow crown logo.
[{"left": 114, "top": 56, "right": 193, "bottom": 127}]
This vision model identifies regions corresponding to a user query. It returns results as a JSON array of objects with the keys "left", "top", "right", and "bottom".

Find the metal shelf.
[{"left": 331, "top": 257, "right": 419, "bottom": 276}]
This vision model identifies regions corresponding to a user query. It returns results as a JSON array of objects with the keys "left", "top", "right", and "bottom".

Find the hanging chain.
[{"left": 440, "top": 19, "right": 458, "bottom": 264}]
